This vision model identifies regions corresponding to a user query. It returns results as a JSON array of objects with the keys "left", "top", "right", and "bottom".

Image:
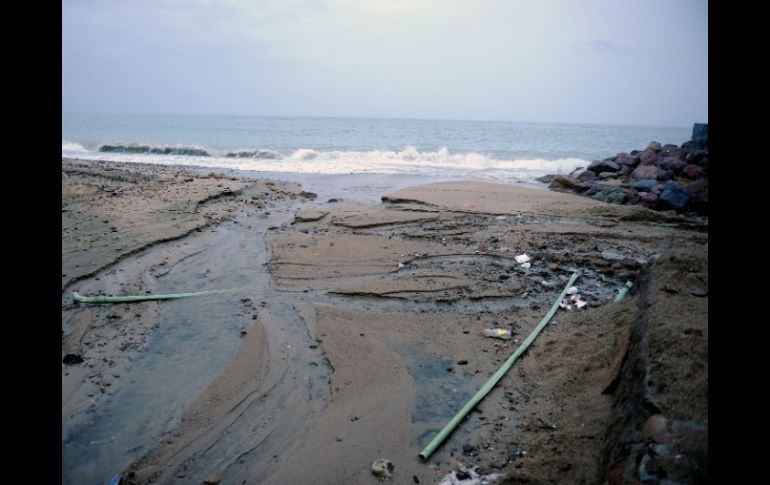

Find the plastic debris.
[
  {"left": 398, "top": 262, "right": 405, "bottom": 269},
  {"left": 438, "top": 465, "right": 504, "bottom": 485},
  {"left": 514, "top": 254, "right": 530, "bottom": 264},
  {"left": 482, "top": 328, "right": 512, "bottom": 339},
  {"left": 560, "top": 291, "right": 587, "bottom": 311},
  {"left": 520, "top": 262, "right": 531, "bottom": 269}
]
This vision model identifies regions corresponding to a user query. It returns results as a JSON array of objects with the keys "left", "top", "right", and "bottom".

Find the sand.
[{"left": 62, "top": 159, "right": 707, "bottom": 484}]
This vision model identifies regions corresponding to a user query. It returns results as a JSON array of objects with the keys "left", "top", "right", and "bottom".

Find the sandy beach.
[{"left": 62, "top": 158, "right": 707, "bottom": 484}]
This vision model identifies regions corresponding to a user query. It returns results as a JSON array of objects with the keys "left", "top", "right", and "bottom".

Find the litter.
[
  {"left": 482, "top": 328, "right": 512, "bottom": 339},
  {"left": 520, "top": 262, "right": 531, "bottom": 269},
  {"left": 560, "top": 291, "right": 587, "bottom": 310},
  {"left": 514, "top": 254, "right": 530, "bottom": 264},
  {"left": 438, "top": 465, "right": 504, "bottom": 485}
]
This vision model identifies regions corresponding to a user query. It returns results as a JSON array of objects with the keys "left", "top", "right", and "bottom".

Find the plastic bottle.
[{"left": 482, "top": 328, "right": 512, "bottom": 339}]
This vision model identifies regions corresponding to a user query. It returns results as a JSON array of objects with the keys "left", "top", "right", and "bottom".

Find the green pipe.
[
  {"left": 72, "top": 289, "right": 229, "bottom": 304},
  {"left": 614, "top": 281, "right": 633, "bottom": 302},
  {"left": 418, "top": 271, "right": 581, "bottom": 461}
]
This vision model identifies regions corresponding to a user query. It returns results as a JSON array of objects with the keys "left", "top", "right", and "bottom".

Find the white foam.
[
  {"left": 60, "top": 145, "right": 588, "bottom": 184},
  {"left": 61, "top": 139, "right": 87, "bottom": 152}
]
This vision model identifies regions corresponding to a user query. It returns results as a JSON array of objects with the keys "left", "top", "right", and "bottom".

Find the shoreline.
[{"left": 62, "top": 158, "right": 707, "bottom": 484}]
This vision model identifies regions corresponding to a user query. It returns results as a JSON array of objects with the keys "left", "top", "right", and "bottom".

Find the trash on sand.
[
  {"left": 482, "top": 328, "right": 512, "bottom": 339},
  {"left": 438, "top": 465, "right": 504, "bottom": 485},
  {"left": 560, "top": 291, "right": 587, "bottom": 310},
  {"left": 514, "top": 254, "right": 530, "bottom": 264},
  {"left": 520, "top": 262, "right": 531, "bottom": 269},
  {"left": 371, "top": 459, "right": 394, "bottom": 480},
  {"left": 495, "top": 216, "right": 507, "bottom": 221},
  {"left": 398, "top": 262, "right": 405, "bottom": 269},
  {"left": 73, "top": 289, "right": 229, "bottom": 304}
]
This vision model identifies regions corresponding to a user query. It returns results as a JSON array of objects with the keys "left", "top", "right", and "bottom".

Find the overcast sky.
[{"left": 62, "top": 0, "right": 708, "bottom": 127}]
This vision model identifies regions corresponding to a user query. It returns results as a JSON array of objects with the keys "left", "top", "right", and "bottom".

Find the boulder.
[
  {"left": 615, "top": 152, "right": 640, "bottom": 167},
  {"left": 659, "top": 181, "right": 690, "bottom": 211},
  {"left": 592, "top": 187, "right": 627, "bottom": 204},
  {"left": 577, "top": 170, "right": 598, "bottom": 182},
  {"left": 646, "top": 141, "right": 662, "bottom": 152},
  {"left": 631, "top": 165, "right": 663, "bottom": 181},
  {"left": 691, "top": 123, "right": 708, "bottom": 149},
  {"left": 588, "top": 160, "right": 621, "bottom": 173},
  {"left": 681, "top": 164, "right": 704, "bottom": 179},
  {"left": 685, "top": 149, "right": 708, "bottom": 166},
  {"left": 659, "top": 157, "right": 686, "bottom": 173},
  {"left": 536, "top": 174, "right": 555, "bottom": 184},
  {"left": 632, "top": 179, "right": 658, "bottom": 192},
  {"left": 685, "top": 178, "right": 708, "bottom": 214},
  {"left": 639, "top": 192, "right": 658, "bottom": 208},
  {"left": 549, "top": 174, "right": 578, "bottom": 190},
  {"left": 661, "top": 145, "right": 686, "bottom": 161},
  {"left": 599, "top": 172, "right": 618, "bottom": 180},
  {"left": 639, "top": 149, "right": 660, "bottom": 166}
]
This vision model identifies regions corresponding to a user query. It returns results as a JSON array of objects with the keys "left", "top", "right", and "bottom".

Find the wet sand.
[{"left": 62, "top": 159, "right": 707, "bottom": 484}]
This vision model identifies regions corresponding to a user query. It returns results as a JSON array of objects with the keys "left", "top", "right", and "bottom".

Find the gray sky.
[{"left": 62, "top": 0, "right": 708, "bottom": 127}]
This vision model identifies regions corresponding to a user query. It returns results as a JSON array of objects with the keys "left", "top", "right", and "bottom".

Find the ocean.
[{"left": 62, "top": 113, "right": 691, "bottom": 197}]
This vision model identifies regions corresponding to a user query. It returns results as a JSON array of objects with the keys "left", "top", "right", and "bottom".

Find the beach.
[{"left": 62, "top": 158, "right": 707, "bottom": 484}]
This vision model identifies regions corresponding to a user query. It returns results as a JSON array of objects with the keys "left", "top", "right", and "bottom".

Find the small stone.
[
  {"left": 63, "top": 354, "right": 84, "bottom": 365},
  {"left": 371, "top": 458, "right": 394, "bottom": 480},
  {"left": 462, "top": 443, "right": 475, "bottom": 455},
  {"left": 457, "top": 360, "right": 468, "bottom": 365},
  {"left": 203, "top": 476, "right": 221, "bottom": 484}
]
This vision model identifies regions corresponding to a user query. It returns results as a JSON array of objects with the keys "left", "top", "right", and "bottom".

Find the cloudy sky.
[{"left": 62, "top": 0, "right": 708, "bottom": 127}]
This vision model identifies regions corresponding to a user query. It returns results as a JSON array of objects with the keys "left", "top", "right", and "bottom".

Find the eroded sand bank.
[{"left": 62, "top": 160, "right": 707, "bottom": 484}]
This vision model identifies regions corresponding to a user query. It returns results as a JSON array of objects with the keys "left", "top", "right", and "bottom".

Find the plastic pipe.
[
  {"left": 418, "top": 271, "right": 581, "bottom": 461},
  {"left": 72, "top": 289, "right": 228, "bottom": 304},
  {"left": 614, "top": 281, "right": 633, "bottom": 302}
]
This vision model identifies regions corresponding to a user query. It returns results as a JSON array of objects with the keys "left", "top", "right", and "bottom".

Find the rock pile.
[{"left": 541, "top": 123, "right": 708, "bottom": 214}]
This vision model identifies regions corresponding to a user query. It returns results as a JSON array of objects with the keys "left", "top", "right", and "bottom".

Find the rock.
[
  {"left": 631, "top": 165, "right": 663, "bottom": 181},
  {"left": 632, "top": 179, "right": 658, "bottom": 192},
  {"left": 659, "top": 181, "right": 690, "bottom": 211},
  {"left": 371, "top": 459, "right": 394, "bottom": 480},
  {"left": 536, "top": 174, "right": 555, "bottom": 184},
  {"left": 614, "top": 152, "right": 639, "bottom": 167},
  {"left": 549, "top": 174, "right": 578, "bottom": 190},
  {"left": 641, "top": 415, "right": 668, "bottom": 440},
  {"left": 463, "top": 443, "right": 476, "bottom": 455},
  {"left": 203, "top": 476, "right": 222, "bottom": 484},
  {"left": 684, "top": 178, "right": 708, "bottom": 214},
  {"left": 686, "top": 149, "right": 708, "bottom": 166},
  {"left": 658, "top": 157, "right": 686, "bottom": 173},
  {"left": 63, "top": 354, "right": 84, "bottom": 365},
  {"left": 646, "top": 141, "right": 662, "bottom": 152},
  {"left": 587, "top": 160, "right": 620, "bottom": 173},
  {"left": 691, "top": 123, "right": 708, "bottom": 149},
  {"left": 327, "top": 198, "right": 339, "bottom": 203},
  {"left": 592, "top": 188, "right": 627, "bottom": 204},
  {"left": 574, "top": 181, "right": 597, "bottom": 193},
  {"left": 638, "top": 149, "right": 660, "bottom": 166},
  {"left": 598, "top": 172, "right": 617, "bottom": 180},
  {"left": 457, "top": 359, "right": 468, "bottom": 365},
  {"left": 576, "top": 170, "right": 598, "bottom": 182},
  {"left": 681, "top": 164, "right": 704, "bottom": 179},
  {"left": 661, "top": 145, "right": 686, "bottom": 160}
]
